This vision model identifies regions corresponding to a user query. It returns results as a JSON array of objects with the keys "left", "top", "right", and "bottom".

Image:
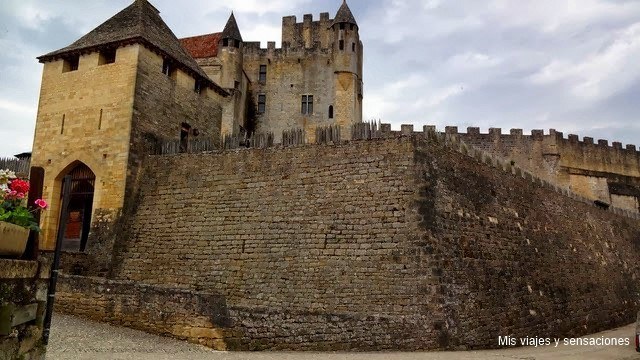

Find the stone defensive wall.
[
  {"left": 55, "top": 132, "right": 640, "bottom": 351},
  {"left": 440, "top": 126, "right": 640, "bottom": 210}
]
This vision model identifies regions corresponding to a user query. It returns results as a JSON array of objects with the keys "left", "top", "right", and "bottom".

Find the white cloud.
[
  {"left": 0, "top": 99, "right": 36, "bottom": 116},
  {"left": 487, "top": 0, "right": 640, "bottom": 33},
  {"left": 530, "top": 22, "right": 640, "bottom": 101},
  {"left": 242, "top": 24, "right": 282, "bottom": 47},
  {"left": 173, "top": 0, "right": 311, "bottom": 16},
  {"left": 447, "top": 52, "right": 502, "bottom": 70}
]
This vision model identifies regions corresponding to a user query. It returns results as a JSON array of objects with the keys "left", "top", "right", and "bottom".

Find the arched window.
[{"left": 328, "top": 105, "right": 334, "bottom": 119}]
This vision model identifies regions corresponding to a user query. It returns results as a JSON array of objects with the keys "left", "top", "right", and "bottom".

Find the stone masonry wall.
[
  {"left": 57, "top": 135, "right": 640, "bottom": 350},
  {"left": 108, "top": 138, "right": 445, "bottom": 350},
  {"left": 412, "top": 136, "right": 640, "bottom": 349},
  {"left": 0, "top": 258, "right": 51, "bottom": 359},
  {"left": 244, "top": 45, "right": 336, "bottom": 143},
  {"left": 452, "top": 126, "right": 640, "bottom": 212},
  {"left": 31, "top": 45, "right": 139, "bottom": 251}
]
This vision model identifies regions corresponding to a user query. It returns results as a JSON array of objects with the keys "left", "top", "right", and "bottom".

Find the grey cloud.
[{"left": 0, "top": 0, "right": 639, "bottom": 157}]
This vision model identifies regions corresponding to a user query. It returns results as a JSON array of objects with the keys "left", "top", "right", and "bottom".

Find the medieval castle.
[{"left": 26, "top": 0, "right": 640, "bottom": 352}]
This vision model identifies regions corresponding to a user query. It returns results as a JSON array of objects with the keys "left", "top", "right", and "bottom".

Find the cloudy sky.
[{"left": 1, "top": 0, "right": 640, "bottom": 157}]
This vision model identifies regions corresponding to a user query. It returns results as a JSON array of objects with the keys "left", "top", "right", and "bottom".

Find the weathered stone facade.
[
  {"left": 181, "top": 2, "right": 364, "bottom": 142},
  {"left": 32, "top": 1, "right": 227, "bottom": 260},
  {"left": 0, "top": 258, "right": 51, "bottom": 359},
  {"left": 54, "top": 135, "right": 640, "bottom": 350},
  {"left": 26, "top": 0, "right": 640, "bottom": 352},
  {"left": 451, "top": 127, "right": 640, "bottom": 213}
]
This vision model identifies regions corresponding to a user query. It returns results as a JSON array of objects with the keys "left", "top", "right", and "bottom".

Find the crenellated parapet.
[{"left": 282, "top": 13, "right": 333, "bottom": 50}]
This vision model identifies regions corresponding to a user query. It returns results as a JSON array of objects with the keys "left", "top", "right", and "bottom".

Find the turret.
[
  {"left": 331, "top": 0, "right": 363, "bottom": 137},
  {"left": 218, "top": 12, "right": 244, "bottom": 90},
  {"left": 331, "top": 0, "right": 359, "bottom": 72}
]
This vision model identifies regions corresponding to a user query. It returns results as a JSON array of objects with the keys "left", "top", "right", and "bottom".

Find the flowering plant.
[{"left": 0, "top": 169, "right": 47, "bottom": 232}]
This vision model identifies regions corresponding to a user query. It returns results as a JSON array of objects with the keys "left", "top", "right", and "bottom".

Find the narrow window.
[
  {"left": 339, "top": 40, "right": 344, "bottom": 51},
  {"left": 194, "top": 78, "right": 203, "bottom": 94},
  {"left": 352, "top": 42, "right": 356, "bottom": 52},
  {"left": 162, "top": 58, "right": 175, "bottom": 77},
  {"left": 350, "top": 24, "right": 354, "bottom": 30},
  {"left": 234, "top": 39, "right": 241, "bottom": 48},
  {"left": 61, "top": 114, "right": 66, "bottom": 134},
  {"left": 223, "top": 38, "right": 229, "bottom": 47},
  {"left": 301, "top": 95, "right": 313, "bottom": 115},
  {"left": 63, "top": 55, "right": 79, "bottom": 73},
  {"left": 328, "top": 105, "right": 334, "bottom": 119},
  {"left": 257, "top": 94, "right": 266, "bottom": 114},
  {"left": 98, "top": 48, "right": 116, "bottom": 65},
  {"left": 234, "top": 81, "right": 240, "bottom": 89},
  {"left": 180, "top": 123, "right": 191, "bottom": 153},
  {"left": 259, "top": 65, "right": 267, "bottom": 83},
  {"left": 98, "top": 109, "right": 103, "bottom": 129},
  {"left": 340, "top": 23, "right": 345, "bottom": 30}
]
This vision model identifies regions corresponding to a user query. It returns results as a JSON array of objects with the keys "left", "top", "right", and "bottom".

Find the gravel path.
[{"left": 46, "top": 313, "right": 639, "bottom": 360}]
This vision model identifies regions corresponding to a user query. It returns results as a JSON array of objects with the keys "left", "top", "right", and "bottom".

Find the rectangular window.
[
  {"left": 301, "top": 95, "right": 313, "bottom": 115},
  {"left": 194, "top": 78, "right": 203, "bottom": 94},
  {"left": 257, "top": 94, "right": 266, "bottom": 114},
  {"left": 259, "top": 65, "right": 267, "bottom": 83},
  {"left": 352, "top": 42, "right": 356, "bottom": 52},
  {"left": 62, "top": 55, "right": 79, "bottom": 73},
  {"left": 162, "top": 58, "right": 175, "bottom": 77},
  {"left": 339, "top": 40, "right": 344, "bottom": 51},
  {"left": 98, "top": 48, "right": 116, "bottom": 65},
  {"left": 180, "top": 122, "right": 191, "bottom": 153}
]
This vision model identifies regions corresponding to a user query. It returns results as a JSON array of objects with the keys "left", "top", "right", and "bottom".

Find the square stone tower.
[{"left": 31, "top": 0, "right": 227, "bottom": 273}]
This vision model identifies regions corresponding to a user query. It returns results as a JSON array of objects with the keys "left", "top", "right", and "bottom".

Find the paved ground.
[{"left": 47, "top": 313, "right": 640, "bottom": 360}]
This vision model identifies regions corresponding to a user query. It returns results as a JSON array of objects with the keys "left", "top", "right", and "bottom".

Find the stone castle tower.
[
  {"left": 181, "top": 0, "right": 364, "bottom": 142},
  {"left": 29, "top": 0, "right": 363, "bottom": 262}
]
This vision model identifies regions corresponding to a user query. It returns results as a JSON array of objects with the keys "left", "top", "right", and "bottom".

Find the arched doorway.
[{"left": 60, "top": 163, "right": 95, "bottom": 252}]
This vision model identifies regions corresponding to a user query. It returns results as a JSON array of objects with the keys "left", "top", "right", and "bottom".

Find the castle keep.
[{"left": 27, "top": 0, "right": 640, "bottom": 352}]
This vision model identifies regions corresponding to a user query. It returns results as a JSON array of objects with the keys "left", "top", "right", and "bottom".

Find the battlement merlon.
[
  {"left": 431, "top": 126, "right": 640, "bottom": 155},
  {"left": 282, "top": 13, "right": 335, "bottom": 50}
]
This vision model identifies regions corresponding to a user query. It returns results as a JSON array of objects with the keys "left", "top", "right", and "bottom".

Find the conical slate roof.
[
  {"left": 221, "top": 13, "right": 243, "bottom": 42},
  {"left": 37, "top": 0, "right": 221, "bottom": 91},
  {"left": 332, "top": 0, "right": 357, "bottom": 27}
]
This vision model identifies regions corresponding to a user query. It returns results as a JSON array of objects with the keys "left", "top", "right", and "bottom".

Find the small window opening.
[
  {"left": 301, "top": 95, "right": 313, "bottom": 115},
  {"left": 61, "top": 114, "right": 66, "bottom": 134},
  {"left": 180, "top": 123, "right": 191, "bottom": 153},
  {"left": 328, "top": 105, "right": 334, "bottom": 119},
  {"left": 223, "top": 38, "right": 229, "bottom": 47},
  {"left": 340, "top": 23, "right": 345, "bottom": 30},
  {"left": 234, "top": 81, "right": 240, "bottom": 89},
  {"left": 194, "top": 78, "right": 203, "bottom": 94},
  {"left": 98, "top": 48, "right": 116, "bottom": 65},
  {"left": 98, "top": 109, "right": 103, "bottom": 130},
  {"left": 63, "top": 55, "right": 79, "bottom": 73},
  {"left": 339, "top": 40, "right": 344, "bottom": 51},
  {"left": 162, "top": 59, "right": 175, "bottom": 77},
  {"left": 352, "top": 42, "right": 356, "bottom": 52},
  {"left": 257, "top": 94, "right": 266, "bottom": 114},
  {"left": 594, "top": 200, "right": 610, "bottom": 210},
  {"left": 350, "top": 24, "right": 354, "bottom": 30},
  {"left": 234, "top": 39, "right": 241, "bottom": 48},
  {"left": 259, "top": 65, "right": 267, "bottom": 83}
]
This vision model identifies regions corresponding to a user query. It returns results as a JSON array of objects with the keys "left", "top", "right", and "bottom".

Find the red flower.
[{"left": 9, "top": 179, "right": 30, "bottom": 194}]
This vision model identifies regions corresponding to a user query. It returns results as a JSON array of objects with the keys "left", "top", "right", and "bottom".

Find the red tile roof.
[{"left": 180, "top": 32, "right": 222, "bottom": 59}]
